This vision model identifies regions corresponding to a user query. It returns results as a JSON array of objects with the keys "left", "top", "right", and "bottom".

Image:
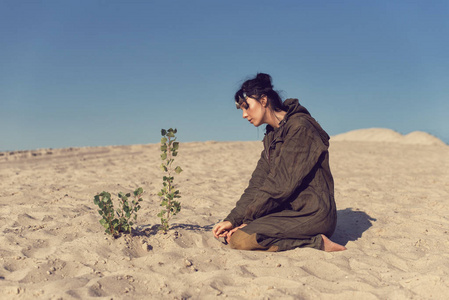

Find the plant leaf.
[{"left": 175, "top": 166, "right": 183, "bottom": 174}]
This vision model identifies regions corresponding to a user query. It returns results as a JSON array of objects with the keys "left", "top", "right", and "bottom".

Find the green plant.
[
  {"left": 94, "top": 187, "right": 143, "bottom": 237},
  {"left": 157, "top": 128, "right": 183, "bottom": 233}
]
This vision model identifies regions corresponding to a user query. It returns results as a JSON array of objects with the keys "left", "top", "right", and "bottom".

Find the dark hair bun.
[
  {"left": 236, "top": 72, "right": 285, "bottom": 112},
  {"left": 255, "top": 73, "right": 273, "bottom": 89}
]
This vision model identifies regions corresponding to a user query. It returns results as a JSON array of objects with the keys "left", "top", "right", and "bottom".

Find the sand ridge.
[
  {"left": 332, "top": 128, "right": 447, "bottom": 146},
  {"left": 1, "top": 130, "right": 449, "bottom": 299}
]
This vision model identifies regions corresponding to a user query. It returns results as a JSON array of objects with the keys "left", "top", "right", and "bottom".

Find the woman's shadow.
[
  {"left": 332, "top": 207, "right": 376, "bottom": 246},
  {"left": 132, "top": 208, "right": 374, "bottom": 247}
]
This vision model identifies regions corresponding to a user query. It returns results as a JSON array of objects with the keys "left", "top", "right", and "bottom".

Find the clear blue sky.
[{"left": 1, "top": 0, "right": 448, "bottom": 151}]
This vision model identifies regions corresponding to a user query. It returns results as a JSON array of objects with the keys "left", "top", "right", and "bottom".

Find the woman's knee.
[
  {"left": 229, "top": 230, "right": 277, "bottom": 251},
  {"left": 229, "top": 230, "right": 254, "bottom": 250}
]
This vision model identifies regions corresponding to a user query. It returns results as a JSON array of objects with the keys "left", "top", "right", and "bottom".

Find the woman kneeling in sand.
[{"left": 212, "top": 73, "right": 346, "bottom": 252}]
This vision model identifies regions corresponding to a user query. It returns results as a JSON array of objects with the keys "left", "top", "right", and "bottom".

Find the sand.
[
  {"left": 331, "top": 128, "right": 446, "bottom": 146},
  {"left": 1, "top": 128, "right": 448, "bottom": 299}
]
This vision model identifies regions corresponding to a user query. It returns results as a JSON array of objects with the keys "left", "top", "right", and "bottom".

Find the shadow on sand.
[
  {"left": 131, "top": 209, "right": 373, "bottom": 248},
  {"left": 171, "top": 223, "right": 214, "bottom": 231},
  {"left": 132, "top": 223, "right": 215, "bottom": 238},
  {"left": 332, "top": 207, "right": 376, "bottom": 246}
]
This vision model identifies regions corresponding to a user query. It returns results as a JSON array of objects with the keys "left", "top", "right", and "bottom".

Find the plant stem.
[{"left": 166, "top": 136, "right": 172, "bottom": 223}]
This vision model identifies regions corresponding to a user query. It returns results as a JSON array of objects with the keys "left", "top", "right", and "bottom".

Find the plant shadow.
[
  {"left": 132, "top": 223, "right": 215, "bottom": 237},
  {"left": 132, "top": 224, "right": 160, "bottom": 237},
  {"left": 171, "top": 223, "right": 215, "bottom": 231},
  {"left": 332, "top": 207, "right": 376, "bottom": 246}
]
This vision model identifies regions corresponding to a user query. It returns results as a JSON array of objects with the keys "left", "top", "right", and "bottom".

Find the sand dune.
[
  {"left": 332, "top": 128, "right": 446, "bottom": 146},
  {"left": 1, "top": 130, "right": 448, "bottom": 299}
]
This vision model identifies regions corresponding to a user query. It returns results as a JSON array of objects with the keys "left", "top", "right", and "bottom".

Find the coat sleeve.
[
  {"left": 243, "top": 123, "right": 328, "bottom": 223},
  {"left": 223, "top": 150, "right": 270, "bottom": 227}
]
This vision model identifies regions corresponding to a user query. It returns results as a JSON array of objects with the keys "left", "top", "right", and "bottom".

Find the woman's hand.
[
  {"left": 226, "top": 223, "right": 247, "bottom": 244},
  {"left": 212, "top": 221, "right": 233, "bottom": 239}
]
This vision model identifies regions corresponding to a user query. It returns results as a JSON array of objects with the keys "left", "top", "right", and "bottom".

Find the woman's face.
[{"left": 241, "top": 97, "right": 266, "bottom": 127}]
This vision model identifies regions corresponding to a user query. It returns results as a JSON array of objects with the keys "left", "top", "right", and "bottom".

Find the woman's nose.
[{"left": 242, "top": 110, "right": 248, "bottom": 119}]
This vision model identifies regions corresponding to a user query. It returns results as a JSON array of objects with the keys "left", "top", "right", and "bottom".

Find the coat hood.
[
  {"left": 284, "top": 98, "right": 312, "bottom": 117},
  {"left": 272, "top": 98, "right": 330, "bottom": 146}
]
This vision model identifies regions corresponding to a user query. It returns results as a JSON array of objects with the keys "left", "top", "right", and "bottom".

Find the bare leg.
[
  {"left": 321, "top": 235, "right": 347, "bottom": 252},
  {"left": 229, "top": 230, "right": 279, "bottom": 252}
]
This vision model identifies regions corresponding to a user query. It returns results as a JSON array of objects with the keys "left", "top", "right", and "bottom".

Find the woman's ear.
[{"left": 260, "top": 95, "right": 268, "bottom": 107}]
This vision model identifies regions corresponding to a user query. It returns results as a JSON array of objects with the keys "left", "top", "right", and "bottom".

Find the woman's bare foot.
[{"left": 321, "top": 235, "right": 347, "bottom": 252}]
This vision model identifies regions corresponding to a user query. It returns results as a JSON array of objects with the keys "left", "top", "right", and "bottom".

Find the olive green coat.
[{"left": 224, "top": 99, "right": 337, "bottom": 251}]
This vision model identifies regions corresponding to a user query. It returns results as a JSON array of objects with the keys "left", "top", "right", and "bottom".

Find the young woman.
[{"left": 212, "top": 73, "right": 346, "bottom": 252}]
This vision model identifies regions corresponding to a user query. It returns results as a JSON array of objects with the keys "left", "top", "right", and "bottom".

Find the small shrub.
[
  {"left": 158, "top": 128, "right": 183, "bottom": 233},
  {"left": 94, "top": 187, "right": 143, "bottom": 237}
]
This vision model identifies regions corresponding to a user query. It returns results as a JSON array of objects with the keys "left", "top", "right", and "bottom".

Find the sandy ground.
[{"left": 1, "top": 129, "right": 448, "bottom": 299}]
